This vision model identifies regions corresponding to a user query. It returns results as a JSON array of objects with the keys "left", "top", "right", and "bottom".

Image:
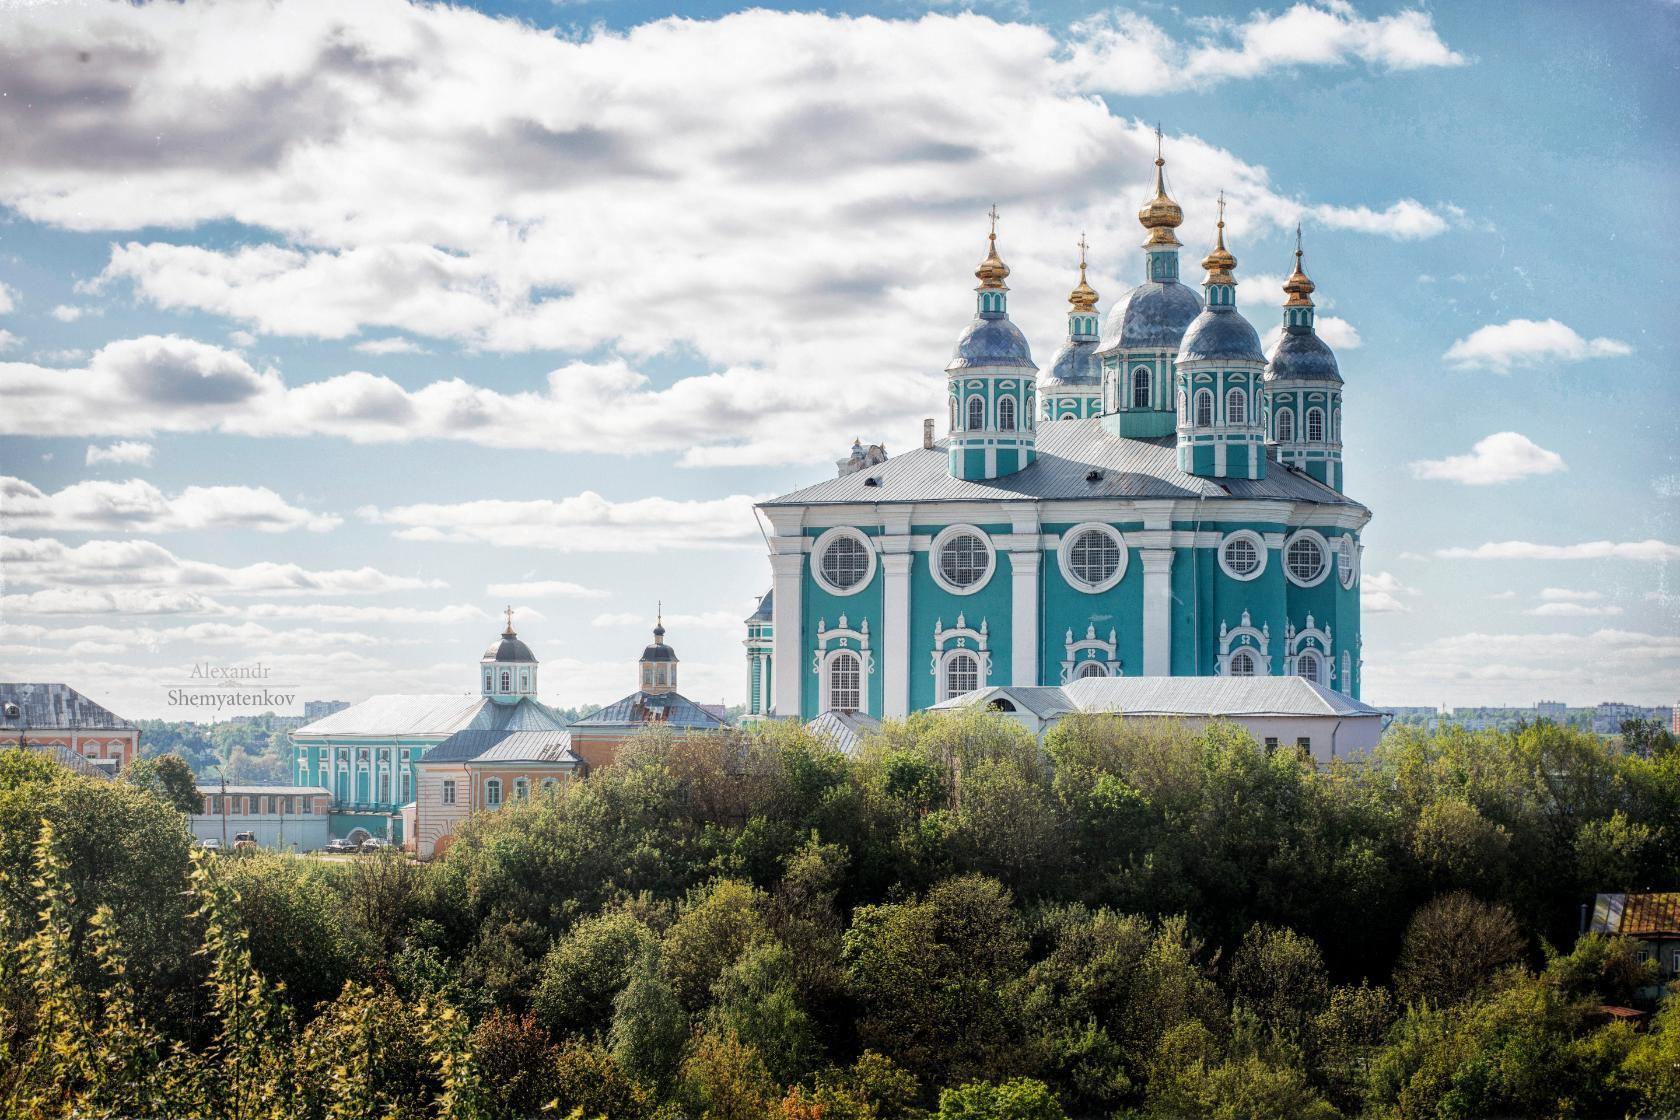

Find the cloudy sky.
[{"left": 0, "top": 0, "right": 1675, "bottom": 718}]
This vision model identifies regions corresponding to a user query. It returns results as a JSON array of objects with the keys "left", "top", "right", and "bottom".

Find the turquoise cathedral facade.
[{"left": 749, "top": 149, "right": 1369, "bottom": 722}]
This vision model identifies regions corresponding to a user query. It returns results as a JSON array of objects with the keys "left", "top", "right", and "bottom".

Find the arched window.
[
  {"left": 378, "top": 772, "right": 390, "bottom": 804},
  {"left": 514, "top": 778, "right": 528, "bottom": 801},
  {"left": 1178, "top": 390, "right": 1188, "bottom": 422},
  {"left": 1132, "top": 367, "right": 1150, "bottom": 409},
  {"left": 1333, "top": 408, "right": 1341, "bottom": 440},
  {"left": 1296, "top": 651, "right": 1321, "bottom": 684},
  {"left": 520, "top": 672, "right": 529, "bottom": 691},
  {"left": 1195, "top": 390, "right": 1213, "bottom": 427},
  {"left": 1076, "top": 660, "right": 1108, "bottom": 679},
  {"left": 1276, "top": 409, "right": 1294, "bottom": 442},
  {"left": 1226, "top": 388, "right": 1247, "bottom": 425},
  {"left": 967, "top": 396, "right": 985, "bottom": 430},
  {"left": 997, "top": 396, "right": 1016, "bottom": 431},
  {"left": 944, "top": 652, "right": 979, "bottom": 700},
  {"left": 401, "top": 770, "right": 411, "bottom": 804},
  {"left": 484, "top": 673, "right": 492, "bottom": 691},
  {"left": 828, "top": 652, "right": 861, "bottom": 713},
  {"left": 1229, "top": 649, "right": 1258, "bottom": 677},
  {"left": 500, "top": 671, "right": 510, "bottom": 691},
  {"left": 949, "top": 398, "right": 957, "bottom": 431},
  {"left": 1342, "top": 651, "right": 1352, "bottom": 691},
  {"left": 1307, "top": 408, "right": 1325, "bottom": 442},
  {"left": 485, "top": 779, "right": 502, "bottom": 808}
]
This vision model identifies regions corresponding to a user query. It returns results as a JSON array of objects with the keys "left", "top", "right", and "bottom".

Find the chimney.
[{"left": 922, "top": 418, "right": 934, "bottom": 450}]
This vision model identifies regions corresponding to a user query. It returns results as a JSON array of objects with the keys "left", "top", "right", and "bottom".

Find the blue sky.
[{"left": 0, "top": 0, "right": 1674, "bottom": 718}]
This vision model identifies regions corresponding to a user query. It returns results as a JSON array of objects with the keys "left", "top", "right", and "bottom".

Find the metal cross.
[
  {"left": 1295, "top": 222, "right": 1303, "bottom": 254},
  {"left": 504, "top": 605, "right": 514, "bottom": 631},
  {"left": 1077, "top": 232, "right": 1089, "bottom": 269},
  {"left": 1155, "top": 122, "right": 1163, "bottom": 160},
  {"left": 987, "top": 204, "right": 1000, "bottom": 238},
  {"left": 1217, "top": 190, "right": 1226, "bottom": 225}
]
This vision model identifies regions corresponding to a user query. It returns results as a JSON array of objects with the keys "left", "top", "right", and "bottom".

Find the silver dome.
[
  {"left": 1040, "top": 337, "right": 1100, "bottom": 388},
  {"left": 1178, "top": 307, "right": 1265, "bottom": 364},
  {"left": 1264, "top": 329, "right": 1342, "bottom": 383},
  {"left": 946, "top": 316, "right": 1036, "bottom": 371},
  {"left": 1096, "top": 281, "right": 1204, "bottom": 353}
]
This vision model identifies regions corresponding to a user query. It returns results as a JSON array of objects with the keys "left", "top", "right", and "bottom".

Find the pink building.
[{"left": 1, "top": 683, "right": 139, "bottom": 776}]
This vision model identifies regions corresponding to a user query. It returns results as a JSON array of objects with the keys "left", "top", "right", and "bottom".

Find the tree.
[
  {"left": 708, "top": 940, "right": 819, "bottom": 1083},
  {"left": 936, "top": 1077, "right": 1067, "bottom": 1120},
  {"left": 1228, "top": 923, "right": 1330, "bottom": 1041},
  {"left": 1394, "top": 892, "right": 1525, "bottom": 1006},
  {"left": 681, "top": 1028, "right": 779, "bottom": 1120},
  {"left": 610, "top": 949, "right": 686, "bottom": 1088},
  {"left": 534, "top": 906, "right": 657, "bottom": 1039},
  {"left": 470, "top": 1010, "right": 560, "bottom": 1120},
  {"left": 662, "top": 878, "right": 774, "bottom": 1014},
  {"left": 124, "top": 753, "right": 201, "bottom": 814}
]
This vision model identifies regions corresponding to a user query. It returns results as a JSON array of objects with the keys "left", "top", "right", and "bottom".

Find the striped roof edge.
[{"left": 1591, "top": 893, "right": 1680, "bottom": 937}]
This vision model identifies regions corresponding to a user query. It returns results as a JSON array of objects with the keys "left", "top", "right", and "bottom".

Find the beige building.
[
  {"left": 1, "top": 682, "right": 139, "bottom": 776},
  {"left": 410, "top": 728, "right": 581, "bottom": 859},
  {"left": 929, "top": 675, "right": 1387, "bottom": 766}
]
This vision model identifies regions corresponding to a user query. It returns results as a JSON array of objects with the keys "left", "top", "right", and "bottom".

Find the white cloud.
[
  {"left": 362, "top": 491, "right": 765, "bottom": 552},
  {"left": 592, "top": 609, "right": 742, "bottom": 630},
  {"left": 0, "top": 282, "right": 15, "bottom": 315},
  {"left": 1064, "top": 4, "right": 1463, "bottom": 95},
  {"left": 354, "top": 337, "right": 429, "bottom": 355},
  {"left": 1, "top": 476, "right": 339, "bottom": 533},
  {"left": 0, "top": 330, "right": 20, "bottom": 353},
  {"left": 1361, "top": 570, "right": 1416, "bottom": 614},
  {"left": 1407, "top": 431, "right": 1565, "bottom": 485},
  {"left": 1365, "top": 628, "right": 1680, "bottom": 707},
  {"left": 0, "top": 536, "right": 441, "bottom": 603},
  {"left": 1444, "top": 318, "right": 1633, "bottom": 372},
  {"left": 1538, "top": 587, "right": 1603, "bottom": 603},
  {"left": 50, "top": 304, "right": 88, "bottom": 322},
  {"left": 1260, "top": 314, "right": 1362, "bottom": 356},
  {"left": 85, "top": 441, "right": 157, "bottom": 467},
  {"left": 486, "top": 580, "right": 610, "bottom": 600},
  {"left": 1525, "top": 602, "right": 1623, "bottom": 618},
  {"left": 229, "top": 329, "right": 257, "bottom": 348},
  {"left": 1436, "top": 540, "right": 1680, "bottom": 562},
  {"left": 0, "top": 3, "right": 1458, "bottom": 467}
]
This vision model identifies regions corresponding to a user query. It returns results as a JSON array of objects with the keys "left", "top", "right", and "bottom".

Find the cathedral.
[{"left": 745, "top": 144, "right": 1369, "bottom": 723}]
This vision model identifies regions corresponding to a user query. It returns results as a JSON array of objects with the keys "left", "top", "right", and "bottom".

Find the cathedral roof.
[
  {"left": 1265, "top": 329, "right": 1342, "bottom": 384},
  {"left": 570, "top": 690, "right": 728, "bottom": 731},
  {"left": 293, "top": 693, "right": 568, "bottom": 738},
  {"left": 1040, "top": 336, "right": 1101, "bottom": 388},
  {"left": 761, "top": 418, "right": 1366, "bottom": 510},
  {"left": 421, "top": 728, "right": 579, "bottom": 766},
  {"left": 1178, "top": 307, "right": 1266, "bottom": 364},
  {"left": 747, "top": 588, "right": 773, "bottom": 623},
  {"left": 1095, "top": 281, "right": 1204, "bottom": 352},
  {"left": 946, "top": 316, "right": 1035, "bottom": 371}
]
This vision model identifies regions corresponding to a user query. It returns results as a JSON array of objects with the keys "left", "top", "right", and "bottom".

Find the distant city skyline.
[{"left": 0, "top": 0, "right": 1674, "bottom": 717}]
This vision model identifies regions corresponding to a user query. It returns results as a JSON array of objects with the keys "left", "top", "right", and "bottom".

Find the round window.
[
  {"left": 1285, "top": 533, "right": 1328, "bottom": 586},
  {"left": 1218, "top": 530, "right": 1267, "bottom": 581},
  {"left": 1337, "top": 535, "right": 1357, "bottom": 589},
  {"left": 1059, "top": 523, "right": 1126, "bottom": 592},
  {"left": 812, "top": 528, "right": 875, "bottom": 595},
  {"left": 938, "top": 531, "right": 990, "bottom": 590}
]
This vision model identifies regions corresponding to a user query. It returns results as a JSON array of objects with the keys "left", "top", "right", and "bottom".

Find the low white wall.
[{"left": 187, "top": 812, "right": 330, "bottom": 851}]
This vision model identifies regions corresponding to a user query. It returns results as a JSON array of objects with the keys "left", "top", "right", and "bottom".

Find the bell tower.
[{"left": 946, "top": 207, "right": 1038, "bottom": 481}]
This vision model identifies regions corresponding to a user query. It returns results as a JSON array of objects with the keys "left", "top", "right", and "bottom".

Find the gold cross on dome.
[
  {"left": 987, "top": 203, "right": 1000, "bottom": 238},
  {"left": 504, "top": 605, "right": 514, "bottom": 631},
  {"left": 1155, "top": 122, "right": 1163, "bottom": 159},
  {"left": 1077, "top": 232, "right": 1089, "bottom": 268}
]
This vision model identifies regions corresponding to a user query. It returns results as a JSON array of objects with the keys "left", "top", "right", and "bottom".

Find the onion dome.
[
  {"left": 975, "top": 227, "right": 1009, "bottom": 289},
  {"left": 1265, "top": 233, "right": 1341, "bottom": 383},
  {"left": 641, "top": 612, "right": 677, "bottom": 663},
  {"left": 1098, "top": 282, "right": 1204, "bottom": 351},
  {"left": 1200, "top": 210, "right": 1237, "bottom": 287},
  {"left": 484, "top": 608, "right": 537, "bottom": 663},
  {"left": 1178, "top": 197, "right": 1265, "bottom": 364},
  {"left": 1136, "top": 129, "right": 1184, "bottom": 247},
  {"left": 1068, "top": 259, "right": 1099, "bottom": 314},
  {"left": 948, "top": 209, "right": 1035, "bottom": 371}
]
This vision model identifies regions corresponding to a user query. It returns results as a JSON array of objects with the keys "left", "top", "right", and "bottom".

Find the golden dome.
[
  {"left": 1137, "top": 127, "right": 1183, "bottom": 248},
  {"left": 975, "top": 204, "right": 1009, "bottom": 290},
  {"left": 1069, "top": 234, "right": 1099, "bottom": 312},
  {"left": 1283, "top": 225, "right": 1315, "bottom": 307},
  {"left": 1201, "top": 192, "right": 1237, "bottom": 285}
]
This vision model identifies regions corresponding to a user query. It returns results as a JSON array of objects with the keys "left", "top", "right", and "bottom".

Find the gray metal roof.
[
  {"left": 421, "top": 729, "right": 579, "bottom": 766},
  {"left": 1178, "top": 306, "right": 1266, "bottom": 364},
  {"left": 570, "top": 690, "right": 728, "bottom": 730},
  {"left": 204, "top": 784, "right": 333, "bottom": 796},
  {"left": 1095, "top": 280, "right": 1204, "bottom": 353},
  {"left": 747, "top": 588, "right": 773, "bottom": 623},
  {"left": 935, "top": 676, "right": 1384, "bottom": 719},
  {"left": 761, "top": 418, "right": 1365, "bottom": 509},
  {"left": 1265, "top": 327, "right": 1342, "bottom": 384},
  {"left": 946, "top": 316, "right": 1036, "bottom": 371},
  {"left": 20, "top": 742, "right": 114, "bottom": 780},
  {"left": 293, "top": 694, "right": 568, "bottom": 738},
  {"left": 1, "top": 683, "right": 134, "bottom": 731},
  {"left": 483, "top": 632, "right": 537, "bottom": 663},
  {"left": 1041, "top": 336, "right": 1100, "bottom": 388},
  {"left": 805, "top": 709, "right": 881, "bottom": 754}
]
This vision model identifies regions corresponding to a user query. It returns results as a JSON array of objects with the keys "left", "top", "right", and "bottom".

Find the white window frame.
[
  {"left": 940, "top": 650, "right": 982, "bottom": 701},
  {"left": 822, "top": 648, "right": 865, "bottom": 714},
  {"left": 485, "top": 778, "right": 502, "bottom": 808},
  {"left": 810, "top": 526, "right": 877, "bottom": 597},
  {"left": 1218, "top": 530, "right": 1268, "bottom": 582},
  {"left": 441, "top": 779, "right": 456, "bottom": 806},
  {"left": 1074, "top": 660, "right": 1109, "bottom": 679},
  {"left": 929, "top": 525, "right": 996, "bottom": 596},
  {"left": 1195, "top": 389, "right": 1213, "bottom": 428},
  {"left": 1056, "top": 522, "right": 1128, "bottom": 593},
  {"left": 1283, "top": 529, "right": 1332, "bottom": 588},
  {"left": 1307, "top": 407, "right": 1325, "bottom": 442},
  {"left": 1275, "top": 408, "right": 1294, "bottom": 442},
  {"left": 967, "top": 395, "right": 986, "bottom": 431},
  {"left": 1337, "top": 534, "right": 1358, "bottom": 589},
  {"left": 1226, "top": 387, "right": 1247, "bottom": 426},
  {"left": 1228, "top": 649, "right": 1259, "bottom": 676},
  {"left": 997, "top": 396, "right": 1016, "bottom": 431},
  {"left": 1131, "top": 367, "right": 1151, "bottom": 409},
  {"left": 1295, "top": 650, "right": 1322, "bottom": 684}
]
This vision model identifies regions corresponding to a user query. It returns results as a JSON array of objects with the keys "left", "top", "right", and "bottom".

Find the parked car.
[
  {"left": 359, "top": 837, "right": 390, "bottom": 853},
  {"left": 232, "top": 831, "right": 258, "bottom": 852},
  {"left": 324, "top": 838, "right": 359, "bottom": 855},
  {"left": 200, "top": 837, "right": 223, "bottom": 852}
]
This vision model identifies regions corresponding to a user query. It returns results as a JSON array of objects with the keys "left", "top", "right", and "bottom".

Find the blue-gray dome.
[
  {"left": 484, "top": 631, "right": 536, "bottom": 663},
  {"left": 1265, "top": 329, "right": 1342, "bottom": 383},
  {"left": 1095, "top": 281, "right": 1204, "bottom": 353},
  {"left": 1040, "top": 337, "right": 1100, "bottom": 388},
  {"left": 1178, "top": 307, "right": 1265, "bottom": 364},
  {"left": 946, "top": 316, "right": 1036, "bottom": 371}
]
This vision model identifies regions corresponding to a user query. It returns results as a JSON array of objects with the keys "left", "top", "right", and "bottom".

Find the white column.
[
  {"left": 1010, "top": 550, "right": 1040, "bottom": 687},
  {"left": 770, "top": 548, "right": 804, "bottom": 719},
  {"left": 881, "top": 552, "right": 912, "bottom": 718},
  {"left": 1141, "top": 548, "right": 1175, "bottom": 676}
]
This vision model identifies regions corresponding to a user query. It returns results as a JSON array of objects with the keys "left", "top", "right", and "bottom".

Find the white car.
[{"left": 200, "top": 837, "right": 223, "bottom": 852}]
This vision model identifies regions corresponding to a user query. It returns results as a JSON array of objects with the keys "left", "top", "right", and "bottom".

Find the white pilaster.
[
  {"left": 770, "top": 548, "right": 804, "bottom": 718},
  {"left": 1141, "top": 548, "right": 1175, "bottom": 676},
  {"left": 1010, "top": 550, "right": 1041, "bottom": 686},
  {"left": 881, "top": 551, "right": 912, "bottom": 717}
]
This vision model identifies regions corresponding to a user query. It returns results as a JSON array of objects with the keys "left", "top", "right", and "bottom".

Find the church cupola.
[
  {"left": 481, "top": 606, "right": 539, "bottom": 704},
  {"left": 639, "top": 608, "right": 679, "bottom": 695},
  {"left": 1097, "top": 130, "right": 1204, "bottom": 438},
  {"left": 946, "top": 206, "right": 1038, "bottom": 481},
  {"left": 1174, "top": 194, "right": 1268, "bottom": 480},
  {"left": 1038, "top": 235, "right": 1103, "bottom": 420},
  {"left": 1264, "top": 227, "right": 1345, "bottom": 490}
]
